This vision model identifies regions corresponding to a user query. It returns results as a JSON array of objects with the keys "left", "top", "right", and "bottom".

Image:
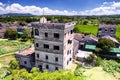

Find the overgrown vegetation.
[
  {"left": 101, "top": 60, "right": 120, "bottom": 74},
  {"left": 2, "top": 59, "right": 84, "bottom": 80},
  {"left": 97, "top": 38, "right": 116, "bottom": 53},
  {"left": 0, "top": 40, "right": 31, "bottom": 55},
  {"left": 4, "top": 28, "right": 18, "bottom": 40}
]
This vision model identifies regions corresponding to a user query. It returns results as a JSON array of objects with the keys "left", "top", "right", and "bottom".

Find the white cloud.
[
  {"left": 0, "top": 2, "right": 3, "bottom": 6},
  {"left": 80, "top": 1, "right": 120, "bottom": 15},
  {"left": 0, "top": 3, "right": 78, "bottom": 15},
  {"left": 0, "top": 1, "right": 120, "bottom": 15}
]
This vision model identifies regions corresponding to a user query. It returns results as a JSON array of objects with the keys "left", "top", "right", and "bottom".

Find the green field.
[
  {"left": 116, "top": 25, "right": 120, "bottom": 38},
  {"left": 0, "top": 40, "right": 31, "bottom": 55},
  {"left": 74, "top": 24, "right": 120, "bottom": 38},
  {"left": 74, "top": 24, "right": 98, "bottom": 36}
]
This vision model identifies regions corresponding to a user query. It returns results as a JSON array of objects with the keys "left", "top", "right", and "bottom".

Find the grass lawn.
[
  {"left": 74, "top": 24, "right": 98, "bottom": 36},
  {"left": 81, "top": 67, "right": 118, "bottom": 80},
  {"left": 116, "top": 25, "right": 120, "bottom": 38}
]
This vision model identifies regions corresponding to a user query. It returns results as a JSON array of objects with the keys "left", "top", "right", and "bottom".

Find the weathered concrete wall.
[
  {"left": 15, "top": 53, "right": 35, "bottom": 69},
  {"left": 15, "top": 54, "right": 32, "bottom": 68},
  {"left": 32, "top": 22, "right": 75, "bottom": 71},
  {"left": 98, "top": 27, "right": 116, "bottom": 37}
]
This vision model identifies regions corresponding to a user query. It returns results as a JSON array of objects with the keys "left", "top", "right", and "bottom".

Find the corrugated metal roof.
[
  {"left": 85, "top": 44, "right": 96, "bottom": 50},
  {"left": 18, "top": 32, "right": 23, "bottom": 35},
  {"left": 110, "top": 48, "right": 120, "bottom": 53}
]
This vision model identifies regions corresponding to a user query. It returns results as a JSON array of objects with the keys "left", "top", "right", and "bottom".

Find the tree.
[
  {"left": 21, "top": 29, "right": 31, "bottom": 42},
  {"left": 94, "top": 57, "right": 103, "bottom": 66},
  {"left": 85, "top": 54, "right": 97, "bottom": 63},
  {"left": 97, "top": 38, "right": 115, "bottom": 52},
  {"left": 30, "top": 67, "right": 39, "bottom": 73},
  {"left": 19, "top": 21, "right": 27, "bottom": 26},
  {"left": 4, "top": 28, "right": 18, "bottom": 40},
  {"left": 5, "top": 69, "right": 84, "bottom": 80},
  {"left": 9, "top": 59, "right": 19, "bottom": 70}
]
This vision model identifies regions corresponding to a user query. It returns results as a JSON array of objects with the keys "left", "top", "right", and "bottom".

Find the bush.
[
  {"left": 9, "top": 59, "right": 19, "bottom": 70},
  {"left": 101, "top": 60, "right": 120, "bottom": 74},
  {"left": 4, "top": 28, "right": 18, "bottom": 40},
  {"left": 74, "top": 68, "right": 85, "bottom": 76},
  {"left": 94, "top": 57, "right": 103, "bottom": 66},
  {"left": 85, "top": 54, "right": 96, "bottom": 63}
]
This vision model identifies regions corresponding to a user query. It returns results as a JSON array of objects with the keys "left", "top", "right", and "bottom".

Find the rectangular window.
[
  {"left": 54, "top": 46, "right": 59, "bottom": 50},
  {"left": 46, "top": 55, "right": 48, "bottom": 60},
  {"left": 111, "top": 29, "right": 114, "bottom": 32},
  {"left": 67, "top": 61, "right": 69, "bottom": 65},
  {"left": 71, "top": 30, "right": 73, "bottom": 34},
  {"left": 45, "top": 32, "right": 48, "bottom": 37},
  {"left": 24, "top": 61, "right": 27, "bottom": 64},
  {"left": 36, "top": 43, "right": 39, "bottom": 47},
  {"left": 67, "top": 50, "right": 69, "bottom": 55},
  {"left": 70, "top": 50, "right": 71, "bottom": 54},
  {"left": 68, "top": 40, "right": 72, "bottom": 44},
  {"left": 55, "top": 57, "right": 58, "bottom": 62},
  {"left": 99, "top": 28, "right": 102, "bottom": 31},
  {"left": 46, "top": 64, "right": 49, "bottom": 69},
  {"left": 55, "top": 67, "right": 58, "bottom": 70},
  {"left": 44, "top": 44, "right": 49, "bottom": 49},
  {"left": 37, "top": 54, "right": 39, "bottom": 58},
  {"left": 54, "top": 33, "right": 59, "bottom": 38},
  {"left": 35, "top": 29, "right": 39, "bottom": 35}
]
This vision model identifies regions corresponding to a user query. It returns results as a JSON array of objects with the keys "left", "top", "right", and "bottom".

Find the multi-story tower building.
[
  {"left": 32, "top": 17, "right": 76, "bottom": 71},
  {"left": 98, "top": 24, "right": 116, "bottom": 37}
]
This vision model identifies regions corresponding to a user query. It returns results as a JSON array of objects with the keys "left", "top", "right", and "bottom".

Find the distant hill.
[{"left": 1, "top": 13, "right": 34, "bottom": 16}]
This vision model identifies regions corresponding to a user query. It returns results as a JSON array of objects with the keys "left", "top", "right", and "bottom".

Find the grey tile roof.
[
  {"left": 99, "top": 24, "right": 116, "bottom": 28},
  {"left": 102, "top": 35, "right": 119, "bottom": 43}
]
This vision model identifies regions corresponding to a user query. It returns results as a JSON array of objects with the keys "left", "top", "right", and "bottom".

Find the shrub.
[
  {"left": 94, "top": 57, "right": 103, "bottom": 66},
  {"left": 101, "top": 60, "right": 120, "bottom": 74}
]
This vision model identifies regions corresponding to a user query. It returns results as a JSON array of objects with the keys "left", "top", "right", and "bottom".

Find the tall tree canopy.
[
  {"left": 4, "top": 28, "right": 18, "bottom": 40},
  {"left": 97, "top": 38, "right": 115, "bottom": 52}
]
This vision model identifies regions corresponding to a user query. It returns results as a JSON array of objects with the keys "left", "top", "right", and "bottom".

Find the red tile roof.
[{"left": 15, "top": 45, "right": 35, "bottom": 56}]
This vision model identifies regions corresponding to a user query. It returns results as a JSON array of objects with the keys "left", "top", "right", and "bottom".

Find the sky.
[{"left": 0, "top": 0, "right": 120, "bottom": 15}]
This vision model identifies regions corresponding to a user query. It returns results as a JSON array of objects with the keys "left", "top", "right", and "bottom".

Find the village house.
[
  {"left": 32, "top": 17, "right": 76, "bottom": 71},
  {"left": 98, "top": 24, "right": 116, "bottom": 37},
  {"left": 14, "top": 17, "right": 120, "bottom": 71},
  {"left": 15, "top": 45, "right": 35, "bottom": 69},
  {"left": 15, "top": 17, "right": 76, "bottom": 71}
]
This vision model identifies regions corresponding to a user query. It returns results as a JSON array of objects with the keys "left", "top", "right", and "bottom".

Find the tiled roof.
[
  {"left": 73, "top": 39, "right": 79, "bottom": 48},
  {"left": 15, "top": 44, "right": 34, "bottom": 56},
  {"left": 99, "top": 24, "right": 116, "bottom": 28},
  {"left": 84, "top": 34, "right": 98, "bottom": 42},
  {"left": 102, "top": 35, "right": 119, "bottom": 43},
  {"left": 74, "top": 33, "right": 84, "bottom": 41}
]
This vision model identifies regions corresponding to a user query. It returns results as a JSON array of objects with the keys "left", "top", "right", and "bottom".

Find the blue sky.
[{"left": 0, "top": 0, "right": 120, "bottom": 15}]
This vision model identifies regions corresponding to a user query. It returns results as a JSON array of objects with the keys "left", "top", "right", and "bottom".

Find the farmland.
[
  {"left": 0, "top": 40, "right": 31, "bottom": 56},
  {"left": 74, "top": 24, "right": 98, "bottom": 36},
  {"left": 116, "top": 25, "right": 120, "bottom": 38},
  {"left": 0, "top": 40, "right": 32, "bottom": 66},
  {"left": 74, "top": 24, "right": 120, "bottom": 38}
]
